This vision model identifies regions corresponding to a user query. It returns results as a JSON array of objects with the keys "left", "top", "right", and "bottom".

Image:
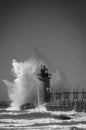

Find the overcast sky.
[{"left": 0, "top": 0, "right": 86, "bottom": 100}]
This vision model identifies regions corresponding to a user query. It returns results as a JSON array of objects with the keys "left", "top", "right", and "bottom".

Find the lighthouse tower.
[{"left": 37, "top": 65, "right": 51, "bottom": 103}]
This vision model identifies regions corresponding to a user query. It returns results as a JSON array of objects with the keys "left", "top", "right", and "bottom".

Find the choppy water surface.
[{"left": 0, "top": 107, "right": 86, "bottom": 130}]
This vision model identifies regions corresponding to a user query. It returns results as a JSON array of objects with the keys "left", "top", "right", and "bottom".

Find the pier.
[
  {"left": 46, "top": 88, "right": 86, "bottom": 111},
  {"left": 37, "top": 65, "right": 86, "bottom": 112}
]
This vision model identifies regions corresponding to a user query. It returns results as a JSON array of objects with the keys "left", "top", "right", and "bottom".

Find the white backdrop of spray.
[{"left": 3, "top": 58, "right": 44, "bottom": 110}]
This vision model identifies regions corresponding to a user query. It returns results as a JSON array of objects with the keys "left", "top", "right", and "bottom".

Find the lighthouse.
[{"left": 37, "top": 65, "right": 52, "bottom": 103}]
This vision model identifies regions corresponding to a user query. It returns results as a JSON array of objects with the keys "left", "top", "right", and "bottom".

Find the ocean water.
[{"left": 0, "top": 106, "right": 86, "bottom": 130}]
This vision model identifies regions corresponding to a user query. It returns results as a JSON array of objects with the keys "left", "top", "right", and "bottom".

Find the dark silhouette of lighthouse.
[{"left": 37, "top": 65, "right": 52, "bottom": 103}]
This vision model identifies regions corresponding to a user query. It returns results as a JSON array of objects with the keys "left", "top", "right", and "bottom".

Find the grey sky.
[{"left": 0, "top": 0, "right": 86, "bottom": 100}]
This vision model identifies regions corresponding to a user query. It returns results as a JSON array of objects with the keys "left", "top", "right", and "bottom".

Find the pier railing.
[{"left": 45, "top": 88, "right": 86, "bottom": 107}]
